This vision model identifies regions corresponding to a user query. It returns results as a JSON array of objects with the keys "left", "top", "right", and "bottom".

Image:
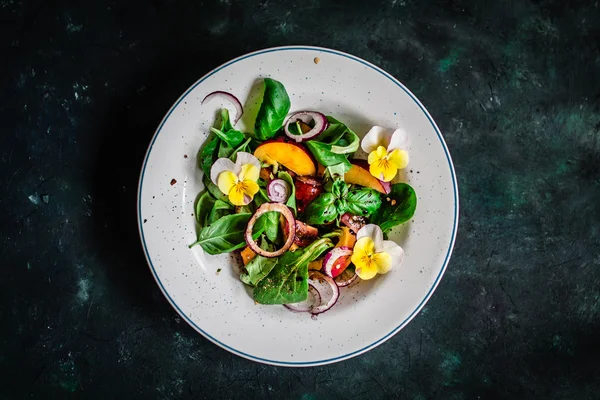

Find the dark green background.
[{"left": 2, "top": 0, "right": 599, "bottom": 398}]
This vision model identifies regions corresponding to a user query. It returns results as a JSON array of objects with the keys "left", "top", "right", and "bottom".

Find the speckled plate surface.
[{"left": 137, "top": 46, "right": 458, "bottom": 367}]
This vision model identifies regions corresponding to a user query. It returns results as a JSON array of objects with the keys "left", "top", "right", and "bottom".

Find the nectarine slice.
[
  {"left": 254, "top": 141, "right": 316, "bottom": 176},
  {"left": 344, "top": 163, "right": 389, "bottom": 194}
]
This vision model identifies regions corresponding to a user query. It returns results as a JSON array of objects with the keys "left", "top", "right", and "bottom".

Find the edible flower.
[
  {"left": 350, "top": 224, "right": 404, "bottom": 280},
  {"left": 210, "top": 152, "right": 261, "bottom": 206},
  {"left": 361, "top": 126, "right": 409, "bottom": 182}
]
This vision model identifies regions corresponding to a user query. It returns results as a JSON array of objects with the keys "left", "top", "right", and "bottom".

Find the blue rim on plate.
[{"left": 137, "top": 46, "right": 459, "bottom": 366}]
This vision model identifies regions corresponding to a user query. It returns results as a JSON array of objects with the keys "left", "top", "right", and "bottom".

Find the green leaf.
[
  {"left": 240, "top": 255, "right": 279, "bottom": 287},
  {"left": 218, "top": 139, "right": 235, "bottom": 158},
  {"left": 326, "top": 163, "right": 348, "bottom": 181},
  {"left": 304, "top": 193, "right": 338, "bottom": 225},
  {"left": 277, "top": 171, "right": 297, "bottom": 216},
  {"left": 203, "top": 175, "right": 228, "bottom": 202},
  {"left": 229, "top": 137, "right": 252, "bottom": 161},
  {"left": 210, "top": 108, "right": 245, "bottom": 148},
  {"left": 236, "top": 204, "right": 253, "bottom": 214},
  {"left": 331, "top": 180, "right": 349, "bottom": 198},
  {"left": 191, "top": 213, "right": 263, "bottom": 254},
  {"left": 305, "top": 116, "right": 358, "bottom": 168},
  {"left": 254, "top": 187, "right": 270, "bottom": 207},
  {"left": 335, "top": 198, "right": 348, "bottom": 215},
  {"left": 195, "top": 191, "right": 216, "bottom": 228},
  {"left": 254, "top": 78, "right": 291, "bottom": 140},
  {"left": 253, "top": 238, "right": 334, "bottom": 304},
  {"left": 199, "top": 135, "right": 220, "bottom": 178},
  {"left": 220, "top": 108, "right": 234, "bottom": 132},
  {"left": 346, "top": 187, "right": 382, "bottom": 217},
  {"left": 305, "top": 141, "right": 352, "bottom": 170},
  {"left": 371, "top": 183, "right": 417, "bottom": 232},
  {"left": 256, "top": 211, "right": 280, "bottom": 243},
  {"left": 207, "top": 199, "right": 234, "bottom": 225},
  {"left": 211, "top": 127, "right": 244, "bottom": 149},
  {"left": 319, "top": 116, "right": 360, "bottom": 154}
]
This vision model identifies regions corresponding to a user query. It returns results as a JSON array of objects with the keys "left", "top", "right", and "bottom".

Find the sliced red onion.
[
  {"left": 284, "top": 111, "right": 328, "bottom": 142},
  {"left": 245, "top": 203, "right": 295, "bottom": 258},
  {"left": 267, "top": 179, "right": 291, "bottom": 203},
  {"left": 322, "top": 246, "right": 353, "bottom": 278},
  {"left": 284, "top": 284, "right": 321, "bottom": 312},
  {"left": 334, "top": 268, "right": 358, "bottom": 287},
  {"left": 202, "top": 91, "right": 244, "bottom": 125},
  {"left": 308, "top": 271, "right": 339, "bottom": 315}
]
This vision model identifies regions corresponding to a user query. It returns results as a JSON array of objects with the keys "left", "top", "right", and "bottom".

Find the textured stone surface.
[{"left": 1, "top": 0, "right": 599, "bottom": 398}]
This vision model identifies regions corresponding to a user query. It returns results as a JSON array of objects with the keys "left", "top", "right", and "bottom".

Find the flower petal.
[
  {"left": 387, "top": 149, "right": 409, "bottom": 170},
  {"left": 238, "top": 163, "right": 259, "bottom": 182},
  {"left": 388, "top": 128, "right": 409, "bottom": 151},
  {"left": 217, "top": 171, "right": 237, "bottom": 195},
  {"left": 361, "top": 126, "right": 391, "bottom": 153},
  {"left": 235, "top": 152, "right": 261, "bottom": 171},
  {"left": 228, "top": 185, "right": 246, "bottom": 206},
  {"left": 371, "top": 252, "right": 392, "bottom": 274},
  {"left": 241, "top": 179, "right": 260, "bottom": 198},
  {"left": 210, "top": 158, "right": 237, "bottom": 186},
  {"left": 356, "top": 224, "right": 384, "bottom": 252},
  {"left": 355, "top": 262, "right": 378, "bottom": 280},
  {"left": 352, "top": 237, "right": 376, "bottom": 263},
  {"left": 367, "top": 146, "right": 387, "bottom": 165},
  {"left": 370, "top": 159, "right": 399, "bottom": 182},
  {"left": 382, "top": 240, "right": 405, "bottom": 268}
]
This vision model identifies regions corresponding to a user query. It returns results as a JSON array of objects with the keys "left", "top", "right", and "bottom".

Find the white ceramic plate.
[{"left": 137, "top": 46, "right": 458, "bottom": 367}]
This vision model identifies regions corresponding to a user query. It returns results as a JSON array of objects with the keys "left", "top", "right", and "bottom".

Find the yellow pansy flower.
[
  {"left": 210, "top": 152, "right": 261, "bottom": 206},
  {"left": 350, "top": 224, "right": 404, "bottom": 280},
  {"left": 361, "top": 126, "right": 409, "bottom": 182}
]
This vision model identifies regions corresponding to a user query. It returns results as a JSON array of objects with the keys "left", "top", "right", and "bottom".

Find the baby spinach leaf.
[
  {"left": 191, "top": 213, "right": 264, "bottom": 254},
  {"left": 346, "top": 187, "right": 382, "bottom": 217},
  {"left": 305, "top": 141, "right": 352, "bottom": 170},
  {"left": 207, "top": 199, "right": 234, "bottom": 225},
  {"left": 253, "top": 255, "right": 308, "bottom": 304},
  {"left": 195, "top": 191, "right": 216, "bottom": 228},
  {"left": 371, "top": 183, "right": 417, "bottom": 232},
  {"left": 229, "top": 137, "right": 252, "bottom": 161},
  {"left": 253, "top": 238, "right": 334, "bottom": 304},
  {"left": 211, "top": 109, "right": 245, "bottom": 148},
  {"left": 254, "top": 187, "right": 270, "bottom": 207},
  {"left": 199, "top": 135, "right": 220, "bottom": 178},
  {"left": 211, "top": 127, "right": 244, "bottom": 149},
  {"left": 255, "top": 78, "right": 291, "bottom": 140},
  {"left": 305, "top": 117, "right": 358, "bottom": 168},
  {"left": 220, "top": 107, "right": 234, "bottom": 131},
  {"left": 240, "top": 255, "right": 279, "bottom": 287},
  {"left": 218, "top": 140, "right": 235, "bottom": 158},
  {"left": 257, "top": 211, "right": 280, "bottom": 243},
  {"left": 304, "top": 192, "right": 338, "bottom": 225},
  {"left": 277, "top": 171, "right": 297, "bottom": 216},
  {"left": 319, "top": 116, "right": 360, "bottom": 154},
  {"left": 203, "top": 175, "right": 228, "bottom": 202}
]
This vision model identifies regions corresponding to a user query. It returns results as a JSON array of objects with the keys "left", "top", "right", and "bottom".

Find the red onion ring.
[
  {"left": 322, "top": 246, "right": 353, "bottom": 278},
  {"left": 284, "top": 111, "right": 328, "bottom": 142},
  {"left": 284, "top": 284, "right": 321, "bottom": 312},
  {"left": 267, "top": 179, "right": 291, "bottom": 203},
  {"left": 201, "top": 91, "right": 244, "bottom": 125},
  {"left": 308, "top": 270, "right": 339, "bottom": 315},
  {"left": 244, "top": 203, "right": 295, "bottom": 258},
  {"left": 334, "top": 268, "right": 358, "bottom": 287}
]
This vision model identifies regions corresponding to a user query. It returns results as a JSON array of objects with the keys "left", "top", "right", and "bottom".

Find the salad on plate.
[{"left": 191, "top": 78, "right": 417, "bottom": 315}]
